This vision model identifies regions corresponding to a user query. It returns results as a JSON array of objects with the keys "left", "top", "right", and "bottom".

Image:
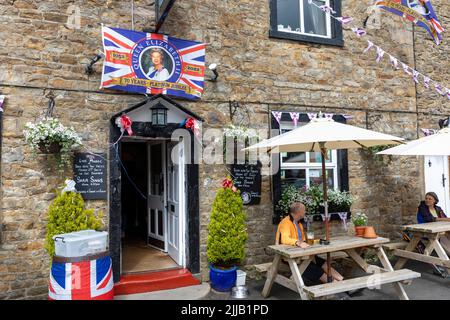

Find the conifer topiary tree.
[
  {"left": 207, "top": 177, "right": 248, "bottom": 268},
  {"left": 45, "top": 184, "right": 104, "bottom": 258}
]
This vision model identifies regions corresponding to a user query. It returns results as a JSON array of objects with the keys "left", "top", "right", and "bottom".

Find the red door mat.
[{"left": 114, "top": 268, "right": 200, "bottom": 296}]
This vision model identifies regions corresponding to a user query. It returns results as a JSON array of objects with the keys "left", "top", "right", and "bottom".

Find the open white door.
[
  {"left": 148, "top": 142, "right": 166, "bottom": 250},
  {"left": 166, "top": 141, "right": 185, "bottom": 266},
  {"left": 424, "top": 156, "right": 449, "bottom": 215}
]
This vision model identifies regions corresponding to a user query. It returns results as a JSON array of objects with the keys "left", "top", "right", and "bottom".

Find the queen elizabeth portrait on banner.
[{"left": 145, "top": 48, "right": 171, "bottom": 81}]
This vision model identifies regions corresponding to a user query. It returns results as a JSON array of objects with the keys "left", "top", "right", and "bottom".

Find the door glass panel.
[
  {"left": 150, "top": 144, "right": 163, "bottom": 196},
  {"left": 150, "top": 209, "right": 155, "bottom": 234},
  {"left": 309, "top": 169, "right": 334, "bottom": 189},
  {"left": 158, "top": 210, "right": 164, "bottom": 236}
]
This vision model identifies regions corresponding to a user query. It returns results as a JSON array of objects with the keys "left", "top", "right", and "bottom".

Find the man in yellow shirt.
[{"left": 276, "top": 202, "right": 344, "bottom": 283}]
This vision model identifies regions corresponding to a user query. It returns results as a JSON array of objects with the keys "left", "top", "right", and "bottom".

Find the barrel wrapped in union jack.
[
  {"left": 101, "top": 26, "right": 206, "bottom": 100},
  {"left": 48, "top": 255, "right": 114, "bottom": 300}
]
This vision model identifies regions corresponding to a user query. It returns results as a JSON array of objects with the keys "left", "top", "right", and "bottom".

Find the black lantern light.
[{"left": 151, "top": 103, "right": 168, "bottom": 126}]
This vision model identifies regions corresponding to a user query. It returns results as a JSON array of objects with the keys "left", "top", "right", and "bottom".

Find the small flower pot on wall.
[{"left": 355, "top": 226, "right": 366, "bottom": 237}]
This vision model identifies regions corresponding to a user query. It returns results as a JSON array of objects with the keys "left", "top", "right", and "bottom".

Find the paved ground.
[{"left": 203, "top": 260, "right": 450, "bottom": 300}]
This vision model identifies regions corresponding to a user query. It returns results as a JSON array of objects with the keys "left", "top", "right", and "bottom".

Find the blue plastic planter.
[{"left": 209, "top": 265, "right": 237, "bottom": 292}]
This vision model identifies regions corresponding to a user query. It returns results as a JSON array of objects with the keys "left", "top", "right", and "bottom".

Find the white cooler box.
[{"left": 53, "top": 230, "right": 108, "bottom": 258}]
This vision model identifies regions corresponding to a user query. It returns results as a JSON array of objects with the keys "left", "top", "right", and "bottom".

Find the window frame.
[
  {"left": 269, "top": 0, "right": 344, "bottom": 46},
  {"left": 270, "top": 112, "right": 349, "bottom": 225},
  {"left": 279, "top": 122, "right": 339, "bottom": 191}
]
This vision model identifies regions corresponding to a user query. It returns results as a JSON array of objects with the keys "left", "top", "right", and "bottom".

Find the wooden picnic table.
[
  {"left": 393, "top": 221, "right": 450, "bottom": 270},
  {"left": 261, "top": 236, "right": 420, "bottom": 300}
]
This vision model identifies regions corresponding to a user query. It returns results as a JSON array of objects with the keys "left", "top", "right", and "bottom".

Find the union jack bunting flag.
[
  {"left": 48, "top": 256, "right": 114, "bottom": 300},
  {"left": 101, "top": 26, "right": 206, "bottom": 100},
  {"left": 374, "top": 0, "right": 444, "bottom": 44}
]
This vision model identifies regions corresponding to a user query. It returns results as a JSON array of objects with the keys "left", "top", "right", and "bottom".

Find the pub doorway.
[
  {"left": 109, "top": 94, "right": 202, "bottom": 283},
  {"left": 120, "top": 140, "right": 181, "bottom": 274}
]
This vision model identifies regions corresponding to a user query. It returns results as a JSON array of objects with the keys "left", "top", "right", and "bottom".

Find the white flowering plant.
[
  {"left": 223, "top": 124, "right": 261, "bottom": 162},
  {"left": 24, "top": 117, "right": 82, "bottom": 169},
  {"left": 351, "top": 212, "right": 368, "bottom": 227},
  {"left": 223, "top": 124, "right": 260, "bottom": 140},
  {"left": 328, "top": 189, "right": 354, "bottom": 212}
]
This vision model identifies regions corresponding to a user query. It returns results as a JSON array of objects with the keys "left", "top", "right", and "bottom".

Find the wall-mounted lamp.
[
  {"left": 208, "top": 63, "right": 219, "bottom": 82},
  {"left": 85, "top": 53, "right": 104, "bottom": 75},
  {"left": 151, "top": 103, "right": 168, "bottom": 126},
  {"left": 438, "top": 117, "right": 449, "bottom": 129}
]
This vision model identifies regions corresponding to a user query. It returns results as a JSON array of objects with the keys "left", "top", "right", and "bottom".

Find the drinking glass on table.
[{"left": 306, "top": 231, "right": 315, "bottom": 245}]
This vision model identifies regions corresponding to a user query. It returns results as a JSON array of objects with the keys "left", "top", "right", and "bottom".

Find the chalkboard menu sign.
[
  {"left": 231, "top": 162, "right": 262, "bottom": 205},
  {"left": 73, "top": 153, "right": 107, "bottom": 200}
]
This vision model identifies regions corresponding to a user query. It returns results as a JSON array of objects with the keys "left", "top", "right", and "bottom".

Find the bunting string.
[
  {"left": 272, "top": 111, "right": 354, "bottom": 126},
  {"left": 308, "top": 1, "right": 450, "bottom": 101}
]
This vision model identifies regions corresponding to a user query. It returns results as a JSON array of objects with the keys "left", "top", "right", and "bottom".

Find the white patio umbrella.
[
  {"left": 244, "top": 115, "right": 404, "bottom": 282},
  {"left": 377, "top": 127, "right": 450, "bottom": 156}
]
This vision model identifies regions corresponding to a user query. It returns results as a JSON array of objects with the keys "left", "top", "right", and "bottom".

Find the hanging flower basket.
[
  {"left": 38, "top": 141, "right": 62, "bottom": 154},
  {"left": 24, "top": 117, "right": 82, "bottom": 168}
]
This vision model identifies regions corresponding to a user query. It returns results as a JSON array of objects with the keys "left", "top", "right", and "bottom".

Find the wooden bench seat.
[
  {"left": 303, "top": 269, "right": 420, "bottom": 299},
  {"left": 383, "top": 241, "right": 408, "bottom": 251},
  {"left": 255, "top": 251, "right": 349, "bottom": 273}
]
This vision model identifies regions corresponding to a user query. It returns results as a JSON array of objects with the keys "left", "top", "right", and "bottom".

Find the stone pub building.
[{"left": 0, "top": 0, "right": 449, "bottom": 299}]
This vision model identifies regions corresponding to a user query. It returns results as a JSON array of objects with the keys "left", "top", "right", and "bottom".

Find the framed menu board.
[
  {"left": 231, "top": 161, "right": 262, "bottom": 205},
  {"left": 73, "top": 153, "right": 107, "bottom": 200}
]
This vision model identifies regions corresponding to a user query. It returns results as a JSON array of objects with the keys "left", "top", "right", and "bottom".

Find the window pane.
[
  {"left": 309, "top": 150, "right": 332, "bottom": 163},
  {"left": 282, "top": 152, "right": 306, "bottom": 163},
  {"left": 281, "top": 169, "right": 306, "bottom": 190},
  {"left": 277, "top": 0, "right": 300, "bottom": 32},
  {"left": 280, "top": 127, "right": 306, "bottom": 163},
  {"left": 309, "top": 169, "right": 334, "bottom": 189},
  {"left": 303, "top": 0, "right": 328, "bottom": 36}
]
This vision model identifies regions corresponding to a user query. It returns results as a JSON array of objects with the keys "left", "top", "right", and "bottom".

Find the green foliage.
[
  {"left": 277, "top": 185, "right": 353, "bottom": 216},
  {"left": 328, "top": 189, "right": 354, "bottom": 212},
  {"left": 207, "top": 178, "right": 248, "bottom": 268},
  {"left": 362, "top": 145, "right": 395, "bottom": 165},
  {"left": 352, "top": 212, "right": 368, "bottom": 227},
  {"left": 45, "top": 190, "right": 104, "bottom": 258}
]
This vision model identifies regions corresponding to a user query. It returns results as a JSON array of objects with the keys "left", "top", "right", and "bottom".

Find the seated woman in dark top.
[{"left": 417, "top": 192, "right": 450, "bottom": 255}]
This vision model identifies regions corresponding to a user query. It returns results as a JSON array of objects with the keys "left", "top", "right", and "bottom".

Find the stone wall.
[{"left": 0, "top": 0, "right": 449, "bottom": 299}]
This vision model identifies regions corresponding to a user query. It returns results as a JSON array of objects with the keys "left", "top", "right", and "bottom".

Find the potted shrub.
[
  {"left": 351, "top": 212, "right": 368, "bottom": 237},
  {"left": 45, "top": 180, "right": 104, "bottom": 258},
  {"left": 207, "top": 177, "right": 248, "bottom": 292},
  {"left": 24, "top": 117, "right": 82, "bottom": 169}
]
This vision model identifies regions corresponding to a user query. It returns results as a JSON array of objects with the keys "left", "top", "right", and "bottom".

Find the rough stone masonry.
[{"left": 0, "top": 0, "right": 449, "bottom": 299}]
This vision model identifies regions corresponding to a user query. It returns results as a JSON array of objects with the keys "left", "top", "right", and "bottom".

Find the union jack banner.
[
  {"left": 101, "top": 26, "right": 206, "bottom": 100},
  {"left": 49, "top": 256, "right": 114, "bottom": 300},
  {"left": 374, "top": 0, "right": 444, "bottom": 45}
]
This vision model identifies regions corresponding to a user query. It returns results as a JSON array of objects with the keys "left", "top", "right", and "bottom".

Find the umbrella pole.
[{"left": 320, "top": 144, "right": 333, "bottom": 283}]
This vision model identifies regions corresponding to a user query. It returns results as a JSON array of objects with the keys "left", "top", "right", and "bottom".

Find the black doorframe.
[{"left": 109, "top": 121, "right": 200, "bottom": 283}]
